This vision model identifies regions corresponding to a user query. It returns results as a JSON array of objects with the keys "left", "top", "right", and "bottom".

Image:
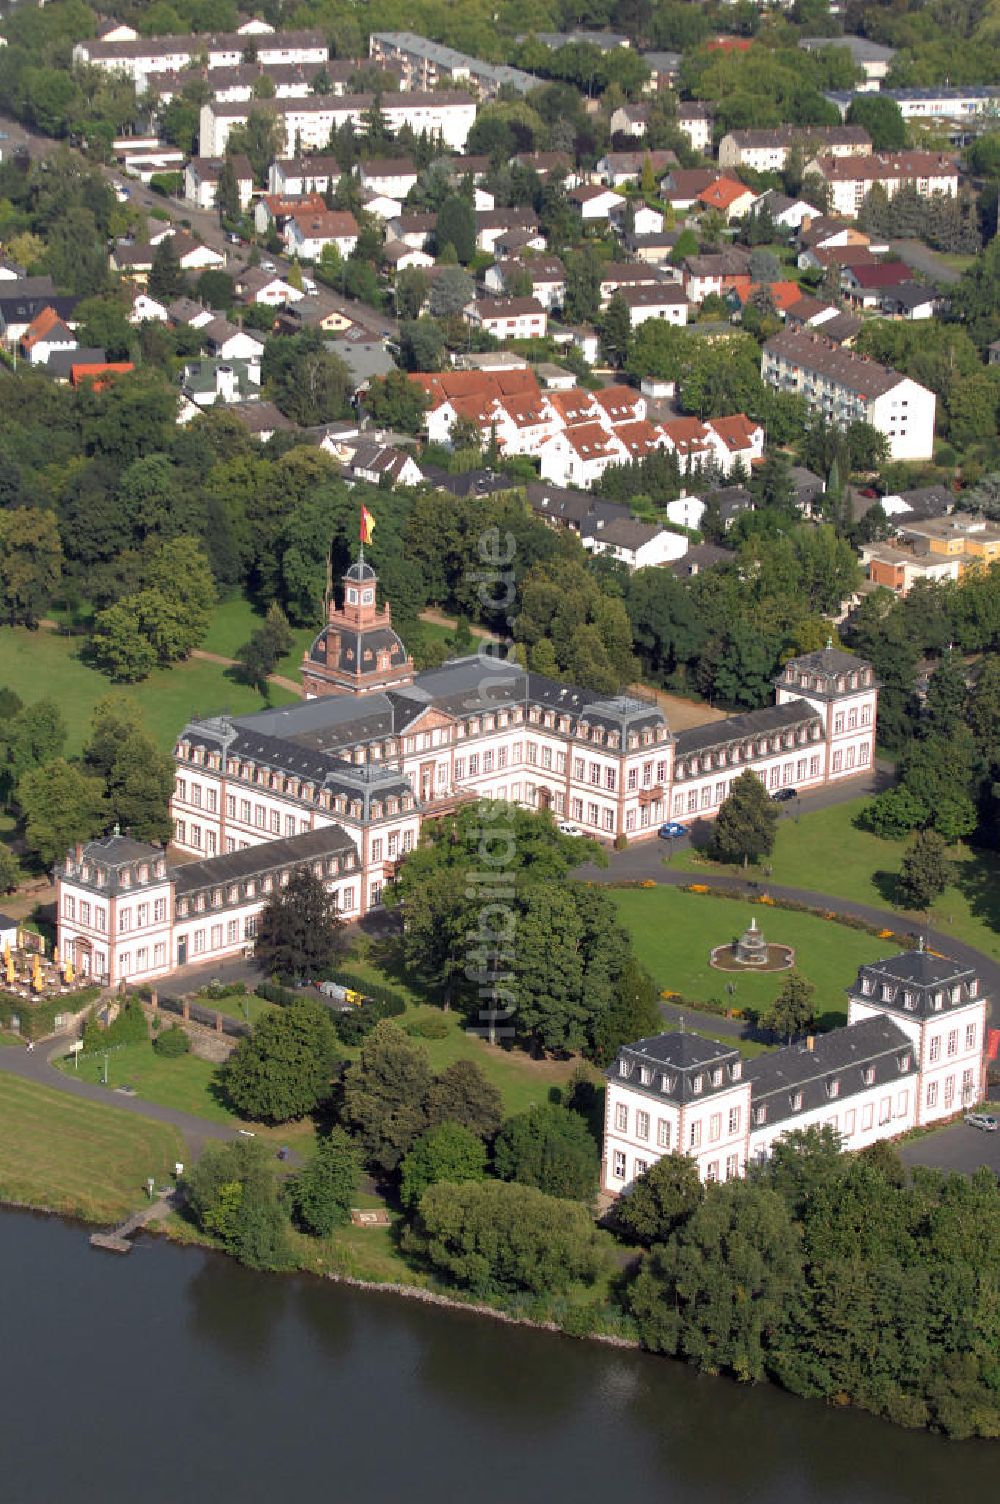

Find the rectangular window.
[
  {"left": 689, "top": 1120, "right": 701, "bottom": 1149},
  {"left": 615, "top": 1103, "right": 627, "bottom": 1132},
  {"left": 832, "top": 751, "right": 843, "bottom": 773},
  {"left": 270, "top": 810, "right": 281, "bottom": 834},
  {"left": 371, "top": 838, "right": 383, "bottom": 863},
  {"left": 929, "top": 1036, "right": 941, "bottom": 1062},
  {"left": 193, "top": 930, "right": 205, "bottom": 955},
  {"left": 605, "top": 767, "right": 616, "bottom": 791},
  {"left": 454, "top": 758, "right": 465, "bottom": 781},
  {"left": 768, "top": 767, "right": 780, "bottom": 789},
  {"left": 154, "top": 942, "right": 166, "bottom": 967},
  {"left": 947, "top": 1029, "right": 958, "bottom": 1057},
  {"left": 136, "top": 904, "right": 148, "bottom": 928},
  {"left": 96, "top": 908, "right": 106, "bottom": 932},
  {"left": 469, "top": 754, "right": 480, "bottom": 776},
  {"left": 190, "top": 784, "right": 202, "bottom": 809},
  {"left": 573, "top": 758, "right": 584, "bottom": 781},
  {"left": 927, "top": 1080, "right": 938, "bottom": 1108},
  {"left": 211, "top": 924, "right": 223, "bottom": 950},
  {"left": 64, "top": 896, "right": 76, "bottom": 920},
  {"left": 809, "top": 755, "right": 820, "bottom": 777},
  {"left": 725, "top": 1154, "right": 739, "bottom": 1181},
  {"left": 862, "top": 1104, "right": 874, "bottom": 1130},
  {"left": 709, "top": 1113, "right": 721, "bottom": 1142},
  {"left": 962, "top": 1067, "right": 975, "bottom": 1100},
  {"left": 226, "top": 795, "right": 236, "bottom": 819},
  {"left": 944, "top": 1076, "right": 955, "bottom": 1108},
  {"left": 657, "top": 1118, "right": 671, "bottom": 1149},
  {"left": 176, "top": 777, "right": 187, "bottom": 801},
  {"left": 255, "top": 805, "right": 266, "bottom": 829},
  {"left": 636, "top": 1110, "right": 649, "bottom": 1140},
  {"left": 879, "top": 1096, "right": 891, "bottom": 1125},
  {"left": 603, "top": 809, "right": 615, "bottom": 832},
  {"left": 613, "top": 1150, "right": 626, "bottom": 1180},
  {"left": 728, "top": 1106, "right": 741, "bottom": 1135},
  {"left": 845, "top": 1109, "right": 856, "bottom": 1136},
  {"left": 154, "top": 898, "right": 166, "bottom": 923},
  {"left": 706, "top": 1162, "right": 719, "bottom": 1183},
  {"left": 175, "top": 820, "right": 186, "bottom": 844},
  {"left": 588, "top": 803, "right": 599, "bottom": 826},
  {"left": 590, "top": 763, "right": 600, "bottom": 785},
  {"left": 206, "top": 788, "right": 218, "bottom": 814},
  {"left": 240, "top": 800, "right": 251, "bottom": 822},
  {"left": 966, "top": 1023, "right": 977, "bottom": 1050},
  {"left": 226, "top": 920, "right": 238, "bottom": 944}
]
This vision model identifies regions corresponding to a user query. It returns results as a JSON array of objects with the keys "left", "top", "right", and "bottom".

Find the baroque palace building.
[
  {"left": 602, "top": 947, "right": 989, "bottom": 1193},
  {"left": 58, "top": 556, "right": 878, "bottom": 985}
]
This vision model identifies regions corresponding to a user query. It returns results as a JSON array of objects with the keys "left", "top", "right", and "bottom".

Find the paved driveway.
[{"left": 901, "top": 1116, "right": 1000, "bottom": 1176}]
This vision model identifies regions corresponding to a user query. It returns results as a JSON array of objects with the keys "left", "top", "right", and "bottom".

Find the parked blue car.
[{"left": 658, "top": 822, "right": 687, "bottom": 839}]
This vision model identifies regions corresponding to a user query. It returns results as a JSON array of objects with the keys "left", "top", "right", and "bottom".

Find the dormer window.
[
  {"left": 692, "top": 1074, "right": 703, "bottom": 1095},
  {"left": 828, "top": 1079, "right": 840, "bottom": 1099},
  {"left": 863, "top": 1066, "right": 875, "bottom": 1086},
  {"left": 903, "top": 991, "right": 915, "bottom": 1010},
  {"left": 754, "top": 1106, "right": 767, "bottom": 1125},
  {"left": 792, "top": 1092, "right": 803, "bottom": 1111},
  {"left": 618, "top": 1059, "right": 629, "bottom": 1077},
  {"left": 640, "top": 1066, "right": 651, "bottom": 1085},
  {"left": 881, "top": 984, "right": 892, "bottom": 1001},
  {"left": 731, "top": 1061, "right": 742, "bottom": 1081},
  {"left": 899, "top": 1054, "right": 911, "bottom": 1073},
  {"left": 862, "top": 977, "right": 873, "bottom": 996},
  {"left": 970, "top": 980, "right": 978, "bottom": 997},
  {"left": 711, "top": 1068, "right": 722, "bottom": 1088},
  {"left": 661, "top": 1073, "right": 673, "bottom": 1093},
  {"left": 933, "top": 993, "right": 943, "bottom": 1011},
  {"left": 950, "top": 986, "right": 961, "bottom": 1003}
]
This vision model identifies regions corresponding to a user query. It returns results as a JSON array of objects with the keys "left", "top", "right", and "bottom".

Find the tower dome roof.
[{"left": 344, "top": 559, "right": 377, "bottom": 583}]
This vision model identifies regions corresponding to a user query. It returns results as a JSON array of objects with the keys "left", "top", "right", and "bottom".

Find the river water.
[{"left": 1, "top": 1208, "right": 995, "bottom": 1503}]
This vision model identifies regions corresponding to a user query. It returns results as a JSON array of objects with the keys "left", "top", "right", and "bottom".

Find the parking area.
[{"left": 901, "top": 1114, "right": 1000, "bottom": 1177}]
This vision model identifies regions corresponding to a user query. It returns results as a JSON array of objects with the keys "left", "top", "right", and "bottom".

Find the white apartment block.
[
  {"left": 762, "top": 330, "right": 936, "bottom": 461},
  {"left": 602, "top": 948, "right": 987, "bottom": 1196},
  {"left": 804, "top": 151, "right": 959, "bottom": 217},
  {"left": 73, "top": 28, "right": 329, "bottom": 83},
  {"left": 718, "top": 125, "right": 871, "bottom": 174},
  {"left": 463, "top": 297, "right": 547, "bottom": 342},
  {"left": 369, "top": 31, "right": 541, "bottom": 99},
  {"left": 199, "top": 92, "right": 477, "bottom": 158}
]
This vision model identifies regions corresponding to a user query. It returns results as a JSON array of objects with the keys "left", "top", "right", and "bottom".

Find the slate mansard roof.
[
  {"left": 849, "top": 949, "right": 983, "bottom": 1019},
  {"left": 744, "top": 1015, "right": 915, "bottom": 1128},
  {"left": 673, "top": 698, "right": 823, "bottom": 766},
  {"left": 173, "top": 823, "right": 357, "bottom": 901},
  {"left": 612, "top": 1031, "right": 746, "bottom": 1106},
  {"left": 62, "top": 833, "right": 169, "bottom": 896}
]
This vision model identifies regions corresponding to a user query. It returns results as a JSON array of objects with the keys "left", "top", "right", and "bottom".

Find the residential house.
[
  {"left": 661, "top": 167, "right": 717, "bottom": 211},
  {"left": 640, "top": 51, "right": 681, "bottom": 91},
  {"left": 178, "top": 358, "right": 261, "bottom": 420},
  {"left": 790, "top": 466, "right": 826, "bottom": 516},
  {"left": 860, "top": 540, "right": 962, "bottom": 594},
  {"left": 199, "top": 317, "right": 266, "bottom": 364},
  {"left": 492, "top": 226, "right": 547, "bottom": 258},
  {"left": 74, "top": 27, "right": 330, "bottom": 82},
  {"left": 255, "top": 191, "right": 325, "bottom": 238},
  {"left": 128, "top": 291, "right": 170, "bottom": 324},
  {"left": 268, "top": 155, "right": 341, "bottom": 196},
  {"left": 184, "top": 154, "right": 253, "bottom": 211},
  {"left": 894, "top": 512, "right": 1000, "bottom": 574},
  {"left": 359, "top": 190, "right": 404, "bottom": 221},
  {"left": 682, "top": 249, "right": 752, "bottom": 303},
  {"left": 484, "top": 256, "right": 566, "bottom": 311},
  {"left": 762, "top": 329, "right": 936, "bottom": 461},
  {"left": 729, "top": 279, "right": 806, "bottom": 319},
  {"left": 696, "top": 177, "right": 758, "bottom": 222},
  {"left": 344, "top": 440, "right": 424, "bottom": 487},
  {"left": 595, "top": 149, "right": 676, "bottom": 187},
  {"left": 382, "top": 240, "right": 435, "bottom": 273},
  {"left": 842, "top": 261, "right": 914, "bottom": 310},
  {"left": 880, "top": 282, "right": 940, "bottom": 321},
  {"left": 285, "top": 208, "right": 360, "bottom": 261},
  {"left": 676, "top": 101, "right": 713, "bottom": 152},
  {"left": 616, "top": 283, "right": 690, "bottom": 328},
  {"left": 388, "top": 212, "right": 437, "bottom": 249},
  {"left": 464, "top": 296, "right": 547, "bottom": 341},
  {"left": 356, "top": 157, "right": 418, "bottom": 199},
  {"left": 609, "top": 102, "right": 651, "bottom": 139},
  {"left": 598, "top": 262, "right": 667, "bottom": 306},
  {"left": 168, "top": 297, "right": 215, "bottom": 329},
  {"left": 584, "top": 517, "right": 688, "bottom": 571},
  {"left": 570, "top": 184, "right": 625, "bottom": 223},
  {"left": 234, "top": 267, "right": 304, "bottom": 306},
  {"left": 474, "top": 209, "right": 541, "bottom": 253},
  {"left": 748, "top": 189, "right": 823, "bottom": 230},
  {"left": 20, "top": 307, "right": 77, "bottom": 366},
  {"left": 227, "top": 400, "right": 295, "bottom": 442},
  {"left": 368, "top": 31, "right": 541, "bottom": 99}
]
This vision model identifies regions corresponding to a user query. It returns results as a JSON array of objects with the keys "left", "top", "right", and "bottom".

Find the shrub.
[
  {"left": 154, "top": 1023, "right": 191, "bottom": 1057},
  {"left": 200, "top": 980, "right": 247, "bottom": 1000},
  {"left": 256, "top": 979, "right": 298, "bottom": 1007}
]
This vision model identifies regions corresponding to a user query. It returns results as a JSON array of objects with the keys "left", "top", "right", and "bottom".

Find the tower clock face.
[{"left": 363, "top": 591, "right": 374, "bottom": 604}]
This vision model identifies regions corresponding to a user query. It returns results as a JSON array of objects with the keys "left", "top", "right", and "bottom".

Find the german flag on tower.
[{"left": 360, "top": 504, "right": 376, "bottom": 545}]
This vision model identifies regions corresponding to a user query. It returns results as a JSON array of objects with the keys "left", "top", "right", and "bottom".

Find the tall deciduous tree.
[
  {"left": 290, "top": 1126, "right": 361, "bottom": 1235},
  {"left": 896, "top": 829, "right": 951, "bottom": 911},
  {"left": 84, "top": 698, "right": 175, "bottom": 844},
  {"left": 254, "top": 866, "right": 346, "bottom": 982},
  {"left": 340, "top": 1020, "right": 433, "bottom": 1173},
  {"left": 493, "top": 1103, "right": 600, "bottom": 1202},
  {"left": 0, "top": 507, "right": 62, "bottom": 625},
  {"left": 17, "top": 758, "right": 108, "bottom": 864},
  {"left": 613, "top": 1152, "right": 704, "bottom": 1246},
  {"left": 224, "top": 998, "right": 340, "bottom": 1124},
  {"left": 399, "top": 1121, "right": 487, "bottom": 1208},
  {"left": 709, "top": 769, "right": 780, "bottom": 865}
]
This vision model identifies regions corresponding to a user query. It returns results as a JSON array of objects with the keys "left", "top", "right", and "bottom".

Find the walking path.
[
  {"left": 0, "top": 1033, "right": 237, "bottom": 1159},
  {"left": 188, "top": 648, "right": 304, "bottom": 697}
]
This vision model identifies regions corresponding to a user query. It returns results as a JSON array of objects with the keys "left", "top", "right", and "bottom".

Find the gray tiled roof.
[
  {"left": 745, "top": 1015, "right": 914, "bottom": 1128},
  {"left": 173, "top": 823, "right": 356, "bottom": 899},
  {"left": 848, "top": 950, "right": 982, "bottom": 1020},
  {"left": 613, "top": 1031, "right": 745, "bottom": 1106},
  {"left": 674, "top": 699, "right": 820, "bottom": 764}
]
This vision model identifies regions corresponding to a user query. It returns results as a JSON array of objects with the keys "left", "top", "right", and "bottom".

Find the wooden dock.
[{"left": 89, "top": 1191, "right": 179, "bottom": 1254}]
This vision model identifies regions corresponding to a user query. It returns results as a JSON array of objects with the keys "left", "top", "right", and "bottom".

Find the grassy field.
[
  {"left": 0, "top": 627, "right": 296, "bottom": 753},
  {"left": 0, "top": 1075, "right": 183, "bottom": 1221},
  {"left": 56, "top": 1039, "right": 236, "bottom": 1121},
  {"left": 200, "top": 597, "right": 316, "bottom": 681},
  {"left": 610, "top": 885, "right": 899, "bottom": 1030},
  {"left": 673, "top": 799, "right": 1000, "bottom": 964}
]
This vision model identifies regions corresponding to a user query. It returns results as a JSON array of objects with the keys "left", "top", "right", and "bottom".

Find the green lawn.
[
  {"left": 201, "top": 597, "right": 316, "bottom": 681},
  {"left": 57, "top": 1038, "right": 237, "bottom": 1122},
  {"left": 610, "top": 885, "right": 900, "bottom": 1030},
  {"left": 0, "top": 1074, "right": 183, "bottom": 1221},
  {"left": 0, "top": 627, "right": 297, "bottom": 753},
  {"left": 673, "top": 798, "right": 1000, "bottom": 964},
  {"left": 193, "top": 991, "right": 278, "bottom": 1025}
]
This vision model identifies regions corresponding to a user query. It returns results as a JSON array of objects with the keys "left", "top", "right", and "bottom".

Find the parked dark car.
[{"left": 771, "top": 787, "right": 797, "bottom": 803}]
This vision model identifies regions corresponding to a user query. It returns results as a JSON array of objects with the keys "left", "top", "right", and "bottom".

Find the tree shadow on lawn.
[
  {"left": 952, "top": 850, "right": 1000, "bottom": 939},
  {"left": 871, "top": 867, "right": 904, "bottom": 910}
]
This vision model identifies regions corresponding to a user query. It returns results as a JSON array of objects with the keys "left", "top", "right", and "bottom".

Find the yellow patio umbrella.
[
  {"left": 63, "top": 958, "right": 74, "bottom": 985},
  {"left": 31, "top": 954, "right": 42, "bottom": 986},
  {"left": 52, "top": 945, "right": 59, "bottom": 965},
  {"left": 31, "top": 968, "right": 44, "bottom": 994},
  {"left": 5, "top": 956, "right": 14, "bottom": 987}
]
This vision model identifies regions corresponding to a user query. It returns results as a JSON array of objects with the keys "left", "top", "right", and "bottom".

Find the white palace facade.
[
  {"left": 57, "top": 559, "right": 878, "bottom": 986},
  {"left": 603, "top": 948, "right": 989, "bottom": 1193}
]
